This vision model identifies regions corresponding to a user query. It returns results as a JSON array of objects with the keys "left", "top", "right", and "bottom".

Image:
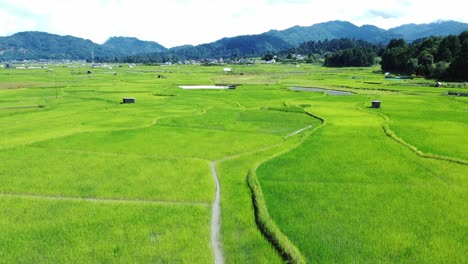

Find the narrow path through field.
[
  {"left": 0, "top": 105, "right": 46, "bottom": 110},
  {"left": 210, "top": 162, "right": 224, "bottom": 264},
  {"left": 0, "top": 193, "right": 210, "bottom": 207},
  {"left": 208, "top": 140, "right": 287, "bottom": 264},
  {"left": 285, "top": 125, "right": 313, "bottom": 138},
  {"left": 207, "top": 118, "right": 319, "bottom": 263}
]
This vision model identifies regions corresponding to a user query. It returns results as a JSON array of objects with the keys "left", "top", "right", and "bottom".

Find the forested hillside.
[{"left": 381, "top": 31, "right": 468, "bottom": 80}]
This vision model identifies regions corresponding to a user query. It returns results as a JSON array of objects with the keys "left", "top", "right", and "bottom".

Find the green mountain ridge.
[
  {"left": 388, "top": 20, "right": 468, "bottom": 41},
  {"left": 103, "top": 37, "right": 167, "bottom": 55},
  {"left": 264, "top": 20, "right": 399, "bottom": 45},
  {"left": 0, "top": 32, "right": 167, "bottom": 61},
  {"left": 1, "top": 20, "right": 467, "bottom": 61}
]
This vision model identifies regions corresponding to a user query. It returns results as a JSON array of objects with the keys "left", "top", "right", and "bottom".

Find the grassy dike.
[{"left": 245, "top": 111, "right": 324, "bottom": 263}]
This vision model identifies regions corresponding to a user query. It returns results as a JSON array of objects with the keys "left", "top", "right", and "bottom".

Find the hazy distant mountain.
[
  {"left": 166, "top": 21, "right": 398, "bottom": 60},
  {"left": 170, "top": 34, "right": 292, "bottom": 60},
  {"left": 0, "top": 32, "right": 167, "bottom": 61},
  {"left": 166, "top": 20, "right": 467, "bottom": 60},
  {"left": 388, "top": 20, "right": 468, "bottom": 41},
  {"left": 1, "top": 20, "right": 467, "bottom": 61},
  {"left": 264, "top": 20, "right": 400, "bottom": 45},
  {"left": 103, "top": 37, "right": 167, "bottom": 55},
  {"left": 0, "top": 31, "right": 109, "bottom": 60}
]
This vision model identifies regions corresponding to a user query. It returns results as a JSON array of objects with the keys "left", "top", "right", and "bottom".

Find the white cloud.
[{"left": 0, "top": 0, "right": 466, "bottom": 47}]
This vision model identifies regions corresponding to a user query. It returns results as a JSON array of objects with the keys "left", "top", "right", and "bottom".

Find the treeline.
[
  {"left": 109, "top": 32, "right": 468, "bottom": 81},
  {"left": 119, "top": 47, "right": 255, "bottom": 63},
  {"left": 324, "top": 47, "right": 377, "bottom": 67},
  {"left": 281, "top": 38, "right": 380, "bottom": 56},
  {"left": 381, "top": 31, "right": 468, "bottom": 80},
  {"left": 118, "top": 51, "right": 180, "bottom": 64},
  {"left": 271, "top": 38, "right": 381, "bottom": 65},
  {"left": 118, "top": 35, "right": 292, "bottom": 63},
  {"left": 120, "top": 38, "right": 381, "bottom": 64}
]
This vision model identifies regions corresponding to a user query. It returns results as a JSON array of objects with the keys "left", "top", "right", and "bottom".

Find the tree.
[
  {"left": 381, "top": 32, "right": 468, "bottom": 81},
  {"left": 352, "top": 48, "right": 365, "bottom": 66},
  {"left": 459, "top": 31, "right": 468, "bottom": 43},
  {"left": 387, "top": 39, "right": 407, "bottom": 49},
  {"left": 416, "top": 51, "right": 434, "bottom": 76},
  {"left": 405, "top": 58, "right": 418, "bottom": 75},
  {"left": 447, "top": 39, "right": 468, "bottom": 80},
  {"left": 262, "top": 53, "right": 274, "bottom": 61},
  {"left": 306, "top": 53, "right": 317, "bottom": 63},
  {"left": 381, "top": 45, "right": 411, "bottom": 73},
  {"left": 324, "top": 47, "right": 376, "bottom": 67},
  {"left": 415, "top": 37, "right": 440, "bottom": 56},
  {"left": 437, "top": 35, "right": 460, "bottom": 62},
  {"left": 433, "top": 61, "right": 449, "bottom": 79}
]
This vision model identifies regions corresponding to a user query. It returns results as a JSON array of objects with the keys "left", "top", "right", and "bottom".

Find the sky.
[{"left": 0, "top": 0, "right": 466, "bottom": 48}]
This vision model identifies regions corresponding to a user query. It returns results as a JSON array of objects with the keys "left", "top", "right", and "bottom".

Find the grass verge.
[{"left": 245, "top": 110, "right": 325, "bottom": 263}]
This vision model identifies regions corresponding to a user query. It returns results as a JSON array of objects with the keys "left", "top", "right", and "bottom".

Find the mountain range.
[{"left": 0, "top": 20, "right": 467, "bottom": 61}]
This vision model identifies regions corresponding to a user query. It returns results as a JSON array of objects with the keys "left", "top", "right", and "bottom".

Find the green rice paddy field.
[{"left": 0, "top": 63, "right": 466, "bottom": 263}]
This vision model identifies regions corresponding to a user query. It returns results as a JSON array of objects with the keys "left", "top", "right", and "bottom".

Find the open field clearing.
[
  {"left": 256, "top": 95, "right": 467, "bottom": 262},
  {"left": 32, "top": 124, "right": 283, "bottom": 161},
  {"left": 0, "top": 63, "right": 466, "bottom": 262},
  {"left": 1, "top": 147, "right": 213, "bottom": 202},
  {"left": 378, "top": 94, "right": 468, "bottom": 160},
  {"left": 0, "top": 196, "right": 212, "bottom": 263}
]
